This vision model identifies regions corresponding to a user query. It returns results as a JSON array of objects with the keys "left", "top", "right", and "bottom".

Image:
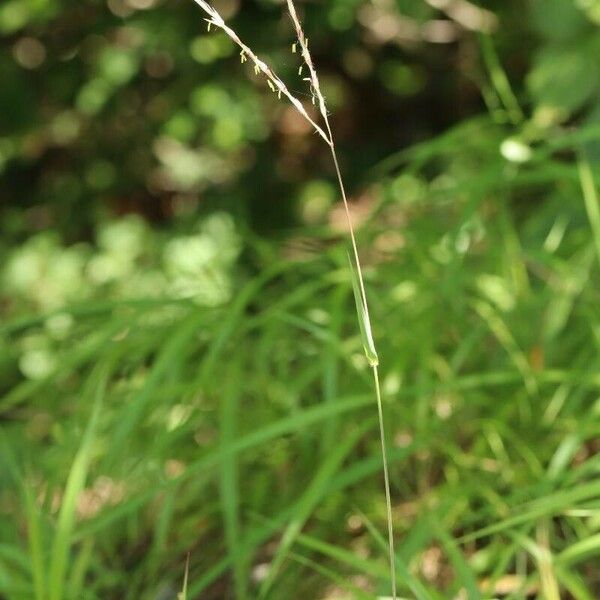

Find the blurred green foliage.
[
  {"left": 2, "top": 0, "right": 600, "bottom": 599},
  {"left": 1, "top": 0, "right": 599, "bottom": 238}
]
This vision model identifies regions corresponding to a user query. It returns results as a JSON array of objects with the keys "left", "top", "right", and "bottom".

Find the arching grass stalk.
[{"left": 190, "top": 1, "right": 397, "bottom": 597}]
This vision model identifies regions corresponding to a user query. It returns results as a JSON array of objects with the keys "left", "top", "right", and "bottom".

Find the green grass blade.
[
  {"left": 23, "top": 482, "right": 46, "bottom": 600},
  {"left": 76, "top": 395, "right": 374, "bottom": 539},
  {"left": 578, "top": 157, "right": 600, "bottom": 267},
  {"left": 67, "top": 537, "right": 94, "bottom": 599},
  {"left": 479, "top": 34, "right": 524, "bottom": 124},
  {"left": 257, "top": 419, "right": 375, "bottom": 598},
  {"left": 460, "top": 479, "right": 600, "bottom": 543},
  {"left": 47, "top": 363, "right": 108, "bottom": 600},
  {"left": 107, "top": 309, "right": 207, "bottom": 463},
  {"left": 558, "top": 533, "right": 600, "bottom": 567},
  {"left": 347, "top": 252, "right": 378, "bottom": 367},
  {"left": 219, "top": 360, "right": 247, "bottom": 599},
  {"left": 472, "top": 299, "right": 537, "bottom": 395},
  {"left": 288, "top": 551, "right": 376, "bottom": 599},
  {"left": 429, "top": 517, "right": 481, "bottom": 600},
  {"left": 358, "top": 508, "right": 434, "bottom": 600}
]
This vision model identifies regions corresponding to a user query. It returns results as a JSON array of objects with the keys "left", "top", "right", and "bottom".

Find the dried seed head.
[{"left": 191, "top": 0, "right": 332, "bottom": 145}]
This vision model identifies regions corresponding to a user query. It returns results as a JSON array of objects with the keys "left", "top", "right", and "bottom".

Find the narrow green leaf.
[
  {"left": 347, "top": 252, "right": 378, "bottom": 366},
  {"left": 219, "top": 360, "right": 247, "bottom": 599},
  {"left": 578, "top": 157, "right": 600, "bottom": 267},
  {"left": 48, "top": 364, "right": 108, "bottom": 600}
]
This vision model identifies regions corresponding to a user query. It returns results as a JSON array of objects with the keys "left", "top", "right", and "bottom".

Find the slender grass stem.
[
  {"left": 286, "top": 3, "right": 397, "bottom": 593},
  {"left": 188, "top": 2, "right": 397, "bottom": 596},
  {"left": 372, "top": 364, "right": 398, "bottom": 599},
  {"left": 329, "top": 133, "right": 397, "bottom": 600}
]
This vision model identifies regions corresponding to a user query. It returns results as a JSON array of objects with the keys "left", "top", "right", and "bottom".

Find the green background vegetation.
[{"left": 1, "top": 0, "right": 600, "bottom": 598}]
